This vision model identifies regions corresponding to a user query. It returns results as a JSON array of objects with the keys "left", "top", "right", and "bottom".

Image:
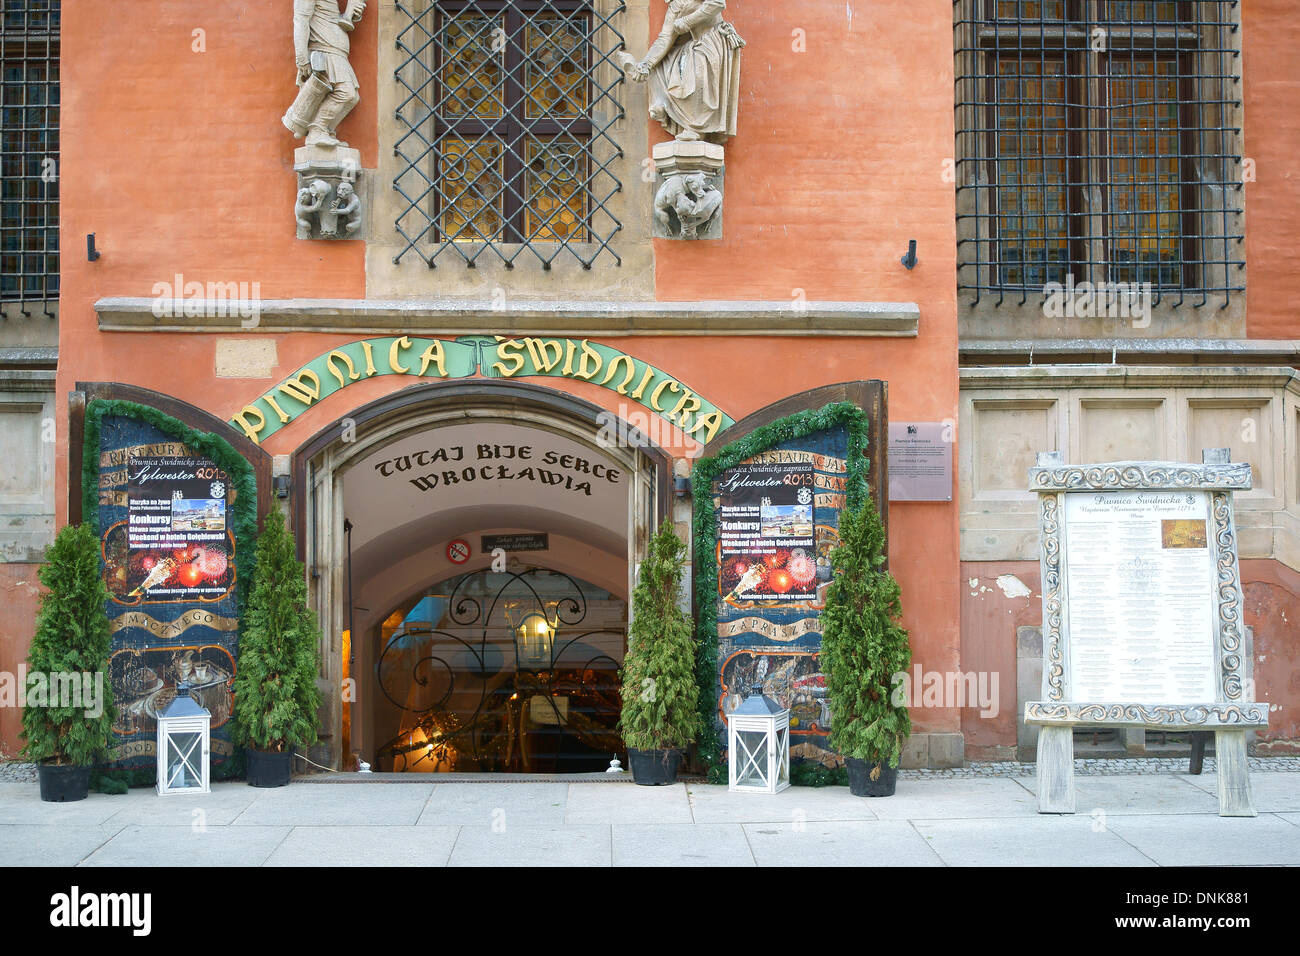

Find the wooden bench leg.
[
  {"left": 1215, "top": 729, "right": 1256, "bottom": 817},
  {"left": 1188, "top": 731, "right": 1209, "bottom": 775},
  {"left": 1036, "top": 725, "right": 1076, "bottom": 814}
]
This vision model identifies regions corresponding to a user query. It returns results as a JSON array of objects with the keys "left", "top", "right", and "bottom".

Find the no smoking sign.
[{"left": 446, "top": 538, "right": 471, "bottom": 564}]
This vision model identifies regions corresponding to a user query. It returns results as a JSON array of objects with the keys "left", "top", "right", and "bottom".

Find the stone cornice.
[
  {"left": 95, "top": 297, "right": 920, "bottom": 337},
  {"left": 960, "top": 364, "right": 1300, "bottom": 393}
]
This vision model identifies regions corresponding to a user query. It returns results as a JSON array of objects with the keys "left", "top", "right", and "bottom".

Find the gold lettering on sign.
[
  {"left": 598, "top": 354, "right": 637, "bottom": 395},
  {"left": 685, "top": 411, "right": 723, "bottom": 444},
  {"left": 717, "top": 617, "right": 823, "bottom": 642},
  {"left": 522, "top": 338, "right": 565, "bottom": 372},
  {"left": 629, "top": 366, "right": 656, "bottom": 401},
  {"left": 573, "top": 340, "right": 603, "bottom": 381},
  {"left": 649, "top": 378, "right": 680, "bottom": 412},
  {"left": 326, "top": 350, "right": 361, "bottom": 387},
  {"left": 360, "top": 340, "right": 378, "bottom": 377},
  {"left": 278, "top": 369, "right": 322, "bottom": 407},
  {"left": 99, "top": 442, "right": 190, "bottom": 468},
  {"left": 492, "top": 337, "right": 527, "bottom": 377},
  {"left": 232, "top": 405, "right": 266, "bottom": 442},
  {"left": 111, "top": 609, "right": 241, "bottom": 640},
  {"left": 388, "top": 336, "right": 412, "bottom": 374},
  {"left": 417, "top": 341, "right": 447, "bottom": 377},
  {"left": 263, "top": 393, "right": 291, "bottom": 424}
]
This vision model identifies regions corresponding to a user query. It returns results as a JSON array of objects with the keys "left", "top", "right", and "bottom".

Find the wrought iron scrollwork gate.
[{"left": 375, "top": 567, "right": 626, "bottom": 772}]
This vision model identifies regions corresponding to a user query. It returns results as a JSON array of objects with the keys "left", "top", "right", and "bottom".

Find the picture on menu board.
[
  {"left": 101, "top": 456, "right": 236, "bottom": 604},
  {"left": 717, "top": 461, "right": 818, "bottom": 603}
]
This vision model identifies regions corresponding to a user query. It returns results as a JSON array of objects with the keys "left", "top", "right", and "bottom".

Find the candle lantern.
[
  {"left": 156, "top": 683, "right": 211, "bottom": 795},
  {"left": 514, "top": 611, "right": 555, "bottom": 670},
  {"left": 727, "top": 684, "right": 791, "bottom": 794}
]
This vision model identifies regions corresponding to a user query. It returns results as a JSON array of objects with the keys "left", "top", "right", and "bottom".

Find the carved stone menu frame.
[{"left": 1024, "top": 449, "right": 1269, "bottom": 817}]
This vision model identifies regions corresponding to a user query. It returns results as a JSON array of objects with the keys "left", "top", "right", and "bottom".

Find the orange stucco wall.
[
  {"left": 1243, "top": 0, "right": 1300, "bottom": 339},
  {"left": 961, "top": 559, "right": 1300, "bottom": 755},
  {"left": 47, "top": 1, "right": 963, "bottom": 745},
  {"left": 0, "top": 566, "right": 45, "bottom": 757}
]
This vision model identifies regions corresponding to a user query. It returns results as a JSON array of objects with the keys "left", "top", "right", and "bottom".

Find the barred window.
[
  {"left": 954, "top": 1, "right": 1244, "bottom": 305},
  {"left": 394, "top": 0, "right": 625, "bottom": 269},
  {"left": 0, "top": 0, "right": 58, "bottom": 315}
]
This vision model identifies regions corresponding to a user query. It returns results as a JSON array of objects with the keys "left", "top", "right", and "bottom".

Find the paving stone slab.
[
  {"left": 79, "top": 824, "right": 292, "bottom": 867},
  {"left": 742, "top": 820, "right": 944, "bottom": 867},
  {"left": 1101, "top": 814, "right": 1300, "bottom": 866},
  {"left": 97, "top": 783, "right": 260, "bottom": 827},
  {"left": 686, "top": 784, "right": 879, "bottom": 824},
  {"left": 564, "top": 781, "right": 693, "bottom": 824},
  {"left": 419, "top": 782, "right": 567, "bottom": 827},
  {"left": 0, "top": 783, "right": 133, "bottom": 826},
  {"left": 448, "top": 825, "right": 611, "bottom": 867},
  {"left": 1065, "top": 774, "right": 1222, "bottom": 815},
  {"left": 913, "top": 816, "right": 1157, "bottom": 866},
  {"left": 864, "top": 777, "right": 1040, "bottom": 820},
  {"left": 264, "top": 825, "right": 461, "bottom": 867},
  {"left": 612, "top": 823, "right": 755, "bottom": 867},
  {"left": 233, "top": 782, "right": 434, "bottom": 826},
  {"left": 1175, "top": 773, "right": 1300, "bottom": 813},
  {"left": 0, "top": 824, "right": 126, "bottom": 866}
]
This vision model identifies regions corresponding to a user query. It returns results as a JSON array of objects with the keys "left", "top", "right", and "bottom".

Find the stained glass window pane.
[
  {"left": 524, "top": 136, "right": 589, "bottom": 241},
  {"left": 1106, "top": 58, "right": 1183, "bottom": 287},
  {"left": 524, "top": 13, "right": 589, "bottom": 120},
  {"left": 439, "top": 14, "right": 504, "bottom": 119},
  {"left": 994, "top": 58, "right": 1070, "bottom": 287},
  {"left": 439, "top": 138, "right": 504, "bottom": 242}
]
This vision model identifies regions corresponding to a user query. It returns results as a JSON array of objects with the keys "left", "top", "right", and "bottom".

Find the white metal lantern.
[
  {"left": 727, "top": 684, "right": 790, "bottom": 794},
  {"left": 156, "top": 684, "right": 211, "bottom": 796}
]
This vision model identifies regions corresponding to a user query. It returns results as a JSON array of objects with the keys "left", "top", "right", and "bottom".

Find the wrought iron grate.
[
  {"left": 394, "top": 0, "right": 626, "bottom": 269},
  {"left": 0, "top": 0, "right": 58, "bottom": 317},
  {"left": 954, "top": 0, "right": 1245, "bottom": 307}
]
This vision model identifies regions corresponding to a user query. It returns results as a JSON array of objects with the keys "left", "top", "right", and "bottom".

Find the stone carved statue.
[
  {"left": 295, "top": 178, "right": 361, "bottom": 240},
  {"left": 621, "top": 0, "right": 745, "bottom": 143},
  {"left": 295, "top": 180, "right": 331, "bottom": 239},
  {"left": 654, "top": 172, "right": 722, "bottom": 239},
  {"left": 321, "top": 180, "right": 362, "bottom": 238},
  {"left": 282, "top": 0, "right": 365, "bottom": 148}
]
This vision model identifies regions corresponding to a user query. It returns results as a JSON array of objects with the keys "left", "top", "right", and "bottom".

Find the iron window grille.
[
  {"left": 394, "top": 0, "right": 626, "bottom": 269},
  {"left": 954, "top": 1, "right": 1244, "bottom": 307},
  {"left": 0, "top": 0, "right": 58, "bottom": 317}
]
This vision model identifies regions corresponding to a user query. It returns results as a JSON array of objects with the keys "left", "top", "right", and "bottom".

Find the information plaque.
[{"left": 1024, "top": 450, "right": 1268, "bottom": 817}]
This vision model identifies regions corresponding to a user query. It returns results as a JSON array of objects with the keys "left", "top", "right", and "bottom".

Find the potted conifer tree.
[
  {"left": 618, "top": 519, "right": 700, "bottom": 785},
  {"left": 231, "top": 508, "right": 322, "bottom": 787},
  {"left": 22, "top": 523, "right": 117, "bottom": 803},
  {"left": 819, "top": 496, "right": 912, "bottom": 797}
]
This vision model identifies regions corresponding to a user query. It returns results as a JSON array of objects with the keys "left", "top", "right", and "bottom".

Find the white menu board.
[{"left": 1063, "top": 490, "right": 1218, "bottom": 703}]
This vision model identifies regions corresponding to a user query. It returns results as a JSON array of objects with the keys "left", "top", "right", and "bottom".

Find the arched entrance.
[{"left": 291, "top": 381, "right": 670, "bottom": 771}]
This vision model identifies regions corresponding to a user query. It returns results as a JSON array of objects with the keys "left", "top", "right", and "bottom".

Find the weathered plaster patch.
[
  {"left": 995, "top": 574, "right": 1032, "bottom": 600},
  {"left": 215, "top": 339, "right": 278, "bottom": 379}
]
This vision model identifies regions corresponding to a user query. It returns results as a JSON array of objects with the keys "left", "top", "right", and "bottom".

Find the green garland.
[
  {"left": 81, "top": 398, "right": 260, "bottom": 786},
  {"left": 691, "top": 400, "right": 872, "bottom": 782}
]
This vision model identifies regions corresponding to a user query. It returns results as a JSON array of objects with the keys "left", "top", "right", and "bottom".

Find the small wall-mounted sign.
[
  {"left": 482, "top": 533, "right": 549, "bottom": 553},
  {"left": 446, "top": 539, "right": 471, "bottom": 564},
  {"left": 888, "top": 422, "right": 953, "bottom": 501}
]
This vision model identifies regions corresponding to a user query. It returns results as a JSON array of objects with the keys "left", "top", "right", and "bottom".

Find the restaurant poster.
[
  {"left": 713, "top": 426, "right": 852, "bottom": 768},
  {"left": 94, "top": 411, "right": 241, "bottom": 778}
]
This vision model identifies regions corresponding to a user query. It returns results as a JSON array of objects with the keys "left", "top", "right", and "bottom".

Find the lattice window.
[
  {"left": 394, "top": 0, "right": 625, "bottom": 268},
  {"left": 0, "top": 0, "right": 58, "bottom": 316},
  {"left": 954, "top": 0, "right": 1244, "bottom": 306}
]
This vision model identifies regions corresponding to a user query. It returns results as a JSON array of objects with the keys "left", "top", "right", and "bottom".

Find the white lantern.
[
  {"left": 515, "top": 612, "right": 555, "bottom": 670},
  {"left": 727, "top": 684, "right": 790, "bottom": 794},
  {"left": 156, "top": 684, "right": 211, "bottom": 796}
]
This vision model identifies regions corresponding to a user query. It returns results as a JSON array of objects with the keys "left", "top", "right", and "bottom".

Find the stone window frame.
[{"left": 953, "top": 1, "right": 1247, "bottom": 339}]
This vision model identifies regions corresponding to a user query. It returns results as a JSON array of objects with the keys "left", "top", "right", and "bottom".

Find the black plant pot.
[
  {"left": 245, "top": 748, "right": 293, "bottom": 788},
  {"left": 626, "top": 748, "right": 683, "bottom": 786},
  {"left": 38, "top": 763, "right": 91, "bottom": 803},
  {"left": 845, "top": 757, "right": 898, "bottom": 797}
]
